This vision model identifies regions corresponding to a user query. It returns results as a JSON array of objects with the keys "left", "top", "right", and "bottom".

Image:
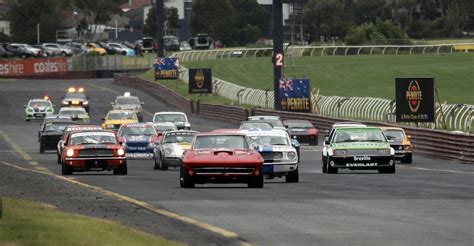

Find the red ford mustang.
[
  {"left": 180, "top": 132, "right": 264, "bottom": 188},
  {"left": 60, "top": 130, "right": 127, "bottom": 175}
]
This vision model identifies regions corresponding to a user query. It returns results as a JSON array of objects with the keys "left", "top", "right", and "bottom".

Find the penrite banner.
[
  {"left": 279, "top": 78, "right": 311, "bottom": 113},
  {"left": 154, "top": 57, "right": 179, "bottom": 80},
  {"left": 188, "top": 68, "right": 212, "bottom": 94},
  {"left": 395, "top": 78, "right": 435, "bottom": 122}
]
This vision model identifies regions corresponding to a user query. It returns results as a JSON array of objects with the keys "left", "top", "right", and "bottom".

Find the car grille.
[
  {"left": 78, "top": 149, "right": 114, "bottom": 157},
  {"left": 346, "top": 149, "right": 378, "bottom": 155},
  {"left": 194, "top": 167, "right": 254, "bottom": 175},
  {"left": 126, "top": 142, "right": 148, "bottom": 148},
  {"left": 260, "top": 152, "right": 283, "bottom": 161}
]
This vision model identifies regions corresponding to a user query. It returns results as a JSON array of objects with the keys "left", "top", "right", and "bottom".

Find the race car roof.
[{"left": 241, "top": 129, "right": 289, "bottom": 137}]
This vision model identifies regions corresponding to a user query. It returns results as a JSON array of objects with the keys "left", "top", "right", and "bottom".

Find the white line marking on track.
[{"left": 399, "top": 166, "right": 474, "bottom": 175}]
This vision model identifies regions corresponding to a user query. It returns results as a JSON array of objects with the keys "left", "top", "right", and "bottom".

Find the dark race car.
[
  {"left": 283, "top": 119, "right": 319, "bottom": 145},
  {"left": 38, "top": 121, "right": 78, "bottom": 153}
]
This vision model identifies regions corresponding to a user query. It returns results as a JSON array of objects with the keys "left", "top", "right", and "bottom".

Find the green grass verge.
[
  {"left": 0, "top": 197, "right": 182, "bottom": 246},
  {"left": 138, "top": 69, "right": 254, "bottom": 109},
  {"left": 183, "top": 53, "right": 474, "bottom": 104}
]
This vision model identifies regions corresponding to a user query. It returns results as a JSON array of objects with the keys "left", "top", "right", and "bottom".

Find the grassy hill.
[{"left": 183, "top": 53, "right": 474, "bottom": 104}]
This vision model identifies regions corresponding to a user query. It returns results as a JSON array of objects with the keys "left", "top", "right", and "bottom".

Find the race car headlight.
[
  {"left": 26, "top": 107, "right": 33, "bottom": 112},
  {"left": 66, "top": 149, "right": 74, "bottom": 157},
  {"left": 117, "top": 148, "right": 125, "bottom": 156},
  {"left": 61, "top": 100, "right": 68, "bottom": 105},
  {"left": 83, "top": 101, "right": 89, "bottom": 105},
  {"left": 378, "top": 149, "right": 390, "bottom": 155},
  {"left": 184, "top": 122, "right": 190, "bottom": 127},
  {"left": 334, "top": 149, "right": 347, "bottom": 156},
  {"left": 46, "top": 107, "right": 53, "bottom": 112},
  {"left": 287, "top": 151, "right": 297, "bottom": 160},
  {"left": 404, "top": 145, "right": 412, "bottom": 151},
  {"left": 390, "top": 147, "right": 395, "bottom": 155},
  {"left": 327, "top": 148, "right": 334, "bottom": 156}
]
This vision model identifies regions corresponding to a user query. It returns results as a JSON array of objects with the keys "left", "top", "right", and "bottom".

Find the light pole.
[{"left": 155, "top": 0, "right": 165, "bottom": 57}]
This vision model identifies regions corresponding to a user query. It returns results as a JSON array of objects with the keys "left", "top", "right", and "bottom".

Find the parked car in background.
[
  {"left": 188, "top": 33, "right": 213, "bottom": 49},
  {"left": 85, "top": 42, "right": 107, "bottom": 56},
  {"left": 6, "top": 43, "right": 42, "bottom": 58},
  {"left": 35, "top": 44, "right": 60, "bottom": 57},
  {"left": 97, "top": 41, "right": 116, "bottom": 55},
  {"left": 179, "top": 42, "right": 192, "bottom": 51},
  {"left": 0, "top": 45, "right": 13, "bottom": 58},
  {"left": 283, "top": 119, "right": 319, "bottom": 145},
  {"left": 65, "top": 42, "right": 89, "bottom": 55},
  {"left": 107, "top": 42, "right": 135, "bottom": 56},
  {"left": 42, "top": 43, "right": 72, "bottom": 56},
  {"left": 141, "top": 37, "right": 154, "bottom": 53},
  {"left": 164, "top": 35, "right": 180, "bottom": 51}
]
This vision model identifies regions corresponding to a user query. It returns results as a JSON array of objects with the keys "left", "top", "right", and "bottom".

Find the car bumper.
[
  {"left": 163, "top": 157, "right": 182, "bottom": 167},
  {"left": 64, "top": 157, "right": 126, "bottom": 171},
  {"left": 126, "top": 152, "right": 154, "bottom": 159},
  {"left": 263, "top": 163, "right": 298, "bottom": 175},
  {"left": 329, "top": 156, "right": 394, "bottom": 169},
  {"left": 394, "top": 151, "right": 412, "bottom": 159},
  {"left": 26, "top": 112, "right": 53, "bottom": 119}
]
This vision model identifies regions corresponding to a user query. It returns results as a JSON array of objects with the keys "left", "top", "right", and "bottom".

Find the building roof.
[{"left": 121, "top": 0, "right": 153, "bottom": 12}]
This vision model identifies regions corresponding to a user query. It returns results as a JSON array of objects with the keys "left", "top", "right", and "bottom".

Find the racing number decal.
[{"left": 275, "top": 53, "right": 284, "bottom": 67}]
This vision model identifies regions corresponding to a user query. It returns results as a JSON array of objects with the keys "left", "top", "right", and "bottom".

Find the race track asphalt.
[{"left": 0, "top": 79, "right": 472, "bottom": 246}]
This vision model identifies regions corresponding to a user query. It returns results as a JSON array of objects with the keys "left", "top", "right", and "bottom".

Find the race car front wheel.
[
  {"left": 180, "top": 165, "right": 194, "bottom": 188},
  {"left": 285, "top": 167, "right": 299, "bottom": 183},
  {"left": 113, "top": 163, "right": 128, "bottom": 175}
]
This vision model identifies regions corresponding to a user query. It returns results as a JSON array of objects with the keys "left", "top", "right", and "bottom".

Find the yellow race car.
[{"left": 102, "top": 110, "right": 138, "bottom": 131}]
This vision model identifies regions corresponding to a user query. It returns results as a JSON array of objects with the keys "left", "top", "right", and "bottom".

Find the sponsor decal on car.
[
  {"left": 354, "top": 156, "right": 371, "bottom": 161},
  {"left": 126, "top": 152, "right": 153, "bottom": 158},
  {"left": 346, "top": 163, "right": 378, "bottom": 167}
]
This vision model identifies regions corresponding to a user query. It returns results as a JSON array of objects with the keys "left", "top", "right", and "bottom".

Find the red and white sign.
[{"left": 0, "top": 58, "right": 68, "bottom": 77}]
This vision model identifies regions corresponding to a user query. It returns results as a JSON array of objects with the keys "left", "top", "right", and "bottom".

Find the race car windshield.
[
  {"left": 107, "top": 112, "right": 136, "bottom": 120},
  {"left": 286, "top": 121, "right": 314, "bottom": 128},
  {"left": 154, "top": 125, "right": 177, "bottom": 132},
  {"left": 154, "top": 114, "right": 186, "bottom": 123},
  {"left": 334, "top": 128, "right": 386, "bottom": 143},
  {"left": 44, "top": 123, "right": 70, "bottom": 132},
  {"left": 120, "top": 126, "right": 155, "bottom": 136},
  {"left": 116, "top": 97, "right": 140, "bottom": 105},
  {"left": 194, "top": 135, "right": 248, "bottom": 149},
  {"left": 239, "top": 122, "right": 273, "bottom": 130},
  {"left": 248, "top": 135, "right": 289, "bottom": 146},
  {"left": 163, "top": 134, "right": 194, "bottom": 144},
  {"left": 70, "top": 133, "right": 117, "bottom": 145},
  {"left": 383, "top": 130, "right": 404, "bottom": 141},
  {"left": 29, "top": 101, "right": 51, "bottom": 107}
]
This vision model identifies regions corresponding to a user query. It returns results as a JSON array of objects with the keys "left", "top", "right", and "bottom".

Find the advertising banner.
[
  {"left": 188, "top": 68, "right": 212, "bottom": 94},
  {"left": 154, "top": 57, "right": 179, "bottom": 80},
  {"left": 279, "top": 78, "right": 311, "bottom": 113},
  {"left": 396, "top": 78, "right": 435, "bottom": 122},
  {"left": 0, "top": 58, "right": 68, "bottom": 77}
]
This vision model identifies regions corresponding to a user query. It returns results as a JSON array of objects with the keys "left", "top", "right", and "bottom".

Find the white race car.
[
  {"left": 243, "top": 129, "right": 299, "bottom": 183},
  {"left": 153, "top": 130, "right": 198, "bottom": 170},
  {"left": 25, "top": 97, "right": 54, "bottom": 121}
]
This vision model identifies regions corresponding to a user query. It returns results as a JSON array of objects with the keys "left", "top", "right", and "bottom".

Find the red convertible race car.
[
  {"left": 60, "top": 130, "right": 127, "bottom": 175},
  {"left": 180, "top": 132, "right": 264, "bottom": 188}
]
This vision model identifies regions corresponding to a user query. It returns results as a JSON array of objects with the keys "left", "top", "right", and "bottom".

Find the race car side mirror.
[
  {"left": 141, "top": 102, "right": 145, "bottom": 105},
  {"left": 110, "top": 102, "right": 114, "bottom": 105},
  {"left": 324, "top": 140, "right": 329, "bottom": 145},
  {"left": 407, "top": 135, "right": 412, "bottom": 139},
  {"left": 101, "top": 117, "right": 105, "bottom": 121}
]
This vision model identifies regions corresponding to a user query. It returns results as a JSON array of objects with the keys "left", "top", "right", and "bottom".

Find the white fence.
[{"left": 175, "top": 43, "right": 474, "bottom": 62}]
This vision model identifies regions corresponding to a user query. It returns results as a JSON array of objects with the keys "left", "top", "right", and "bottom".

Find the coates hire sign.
[
  {"left": 154, "top": 57, "right": 179, "bottom": 80},
  {"left": 396, "top": 78, "right": 435, "bottom": 122},
  {"left": 279, "top": 78, "right": 311, "bottom": 113},
  {"left": 0, "top": 58, "right": 67, "bottom": 77}
]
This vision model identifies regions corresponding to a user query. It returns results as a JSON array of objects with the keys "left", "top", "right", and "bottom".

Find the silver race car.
[{"left": 153, "top": 130, "right": 198, "bottom": 170}]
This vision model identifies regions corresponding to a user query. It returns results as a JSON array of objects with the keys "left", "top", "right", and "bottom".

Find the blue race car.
[{"left": 117, "top": 123, "right": 159, "bottom": 159}]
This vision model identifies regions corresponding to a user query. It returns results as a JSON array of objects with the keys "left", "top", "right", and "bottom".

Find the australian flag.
[
  {"left": 154, "top": 57, "right": 179, "bottom": 80},
  {"left": 279, "top": 78, "right": 311, "bottom": 112}
]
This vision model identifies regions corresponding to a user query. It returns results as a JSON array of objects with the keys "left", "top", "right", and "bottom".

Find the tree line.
[{"left": 3, "top": 0, "right": 473, "bottom": 45}]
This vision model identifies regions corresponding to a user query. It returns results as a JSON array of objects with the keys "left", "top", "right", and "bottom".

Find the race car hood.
[
  {"left": 31, "top": 106, "right": 48, "bottom": 111},
  {"left": 184, "top": 149, "right": 262, "bottom": 166},
  {"left": 162, "top": 143, "right": 191, "bottom": 157},
  {"left": 104, "top": 119, "right": 138, "bottom": 125},
  {"left": 61, "top": 113, "right": 88, "bottom": 118},
  {"left": 123, "top": 135, "right": 151, "bottom": 143},
  {"left": 331, "top": 142, "right": 390, "bottom": 150}
]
